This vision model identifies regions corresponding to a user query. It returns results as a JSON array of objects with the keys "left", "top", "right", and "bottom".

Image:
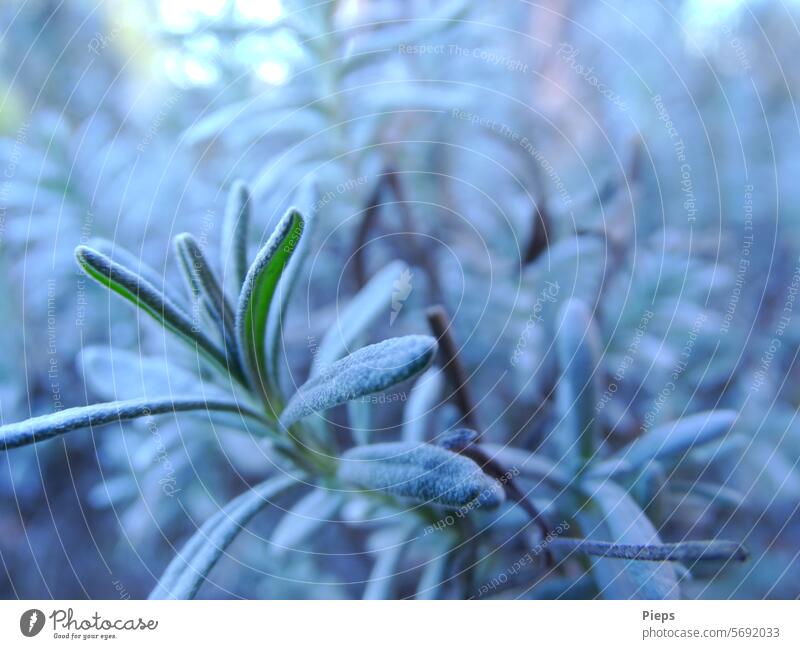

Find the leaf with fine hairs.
[
  {"left": 280, "top": 336, "right": 438, "bottom": 428},
  {"left": 592, "top": 410, "right": 738, "bottom": 477},
  {"left": 0, "top": 397, "right": 267, "bottom": 450},
  {"left": 550, "top": 538, "right": 747, "bottom": 562},
  {"left": 174, "top": 232, "right": 239, "bottom": 364},
  {"left": 75, "top": 245, "right": 243, "bottom": 384},
  {"left": 221, "top": 180, "right": 251, "bottom": 296},
  {"left": 577, "top": 480, "right": 680, "bottom": 599},
  {"left": 338, "top": 441, "right": 504, "bottom": 509},
  {"left": 265, "top": 181, "right": 317, "bottom": 397},
  {"left": 311, "top": 260, "right": 408, "bottom": 375},
  {"left": 149, "top": 475, "right": 296, "bottom": 600},
  {"left": 235, "top": 207, "right": 305, "bottom": 398},
  {"left": 91, "top": 238, "right": 179, "bottom": 302}
]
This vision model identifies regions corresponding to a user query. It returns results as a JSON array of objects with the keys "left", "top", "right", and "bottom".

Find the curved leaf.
[
  {"left": 265, "top": 183, "right": 317, "bottom": 396},
  {"left": 174, "top": 233, "right": 238, "bottom": 361},
  {"left": 311, "top": 260, "right": 408, "bottom": 375},
  {"left": 0, "top": 397, "right": 267, "bottom": 450},
  {"left": 280, "top": 336, "right": 437, "bottom": 428},
  {"left": 221, "top": 180, "right": 251, "bottom": 296},
  {"left": 91, "top": 238, "right": 179, "bottom": 302},
  {"left": 75, "top": 245, "right": 242, "bottom": 384},
  {"left": 149, "top": 475, "right": 295, "bottom": 599},
  {"left": 338, "top": 441, "right": 504, "bottom": 509},
  {"left": 593, "top": 410, "right": 738, "bottom": 477},
  {"left": 235, "top": 208, "right": 305, "bottom": 397}
]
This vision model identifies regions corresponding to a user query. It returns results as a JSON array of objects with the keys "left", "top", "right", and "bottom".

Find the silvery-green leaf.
[
  {"left": 265, "top": 182, "right": 317, "bottom": 396},
  {"left": 75, "top": 245, "right": 241, "bottom": 384},
  {"left": 592, "top": 410, "right": 737, "bottom": 477},
  {"left": 221, "top": 180, "right": 251, "bottom": 297},
  {"left": 311, "top": 260, "right": 408, "bottom": 375},
  {"left": 578, "top": 480, "right": 679, "bottom": 599},
  {"left": 348, "top": 399, "right": 373, "bottom": 446},
  {"left": 270, "top": 488, "right": 343, "bottom": 556},
  {"left": 281, "top": 336, "right": 437, "bottom": 427},
  {"left": 91, "top": 238, "right": 179, "bottom": 302},
  {"left": 235, "top": 208, "right": 305, "bottom": 398},
  {"left": 0, "top": 397, "right": 267, "bottom": 450},
  {"left": 551, "top": 538, "right": 747, "bottom": 562},
  {"left": 556, "top": 298, "right": 603, "bottom": 466},
  {"left": 149, "top": 475, "right": 295, "bottom": 599},
  {"left": 174, "top": 233, "right": 238, "bottom": 362},
  {"left": 338, "top": 441, "right": 504, "bottom": 509},
  {"left": 403, "top": 367, "right": 444, "bottom": 442}
]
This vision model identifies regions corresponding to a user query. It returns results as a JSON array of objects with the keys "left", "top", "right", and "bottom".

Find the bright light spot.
[
  {"left": 195, "top": 0, "right": 228, "bottom": 17},
  {"left": 257, "top": 61, "right": 289, "bottom": 85},
  {"left": 682, "top": 0, "right": 746, "bottom": 48},
  {"left": 159, "top": 0, "right": 199, "bottom": 32},
  {"left": 237, "top": 0, "right": 282, "bottom": 23},
  {"left": 163, "top": 50, "right": 219, "bottom": 87},
  {"left": 184, "top": 58, "right": 219, "bottom": 86}
]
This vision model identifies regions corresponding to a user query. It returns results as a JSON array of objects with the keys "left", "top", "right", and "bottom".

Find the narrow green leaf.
[
  {"left": 578, "top": 480, "right": 680, "bottom": 599},
  {"left": 265, "top": 184, "right": 317, "bottom": 397},
  {"left": 91, "top": 238, "right": 178, "bottom": 302},
  {"left": 280, "top": 336, "right": 437, "bottom": 428},
  {"left": 221, "top": 180, "right": 251, "bottom": 296},
  {"left": 338, "top": 441, "right": 504, "bottom": 509},
  {"left": 174, "top": 233, "right": 239, "bottom": 364},
  {"left": 311, "top": 260, "right": 408, "bottom": 375},
  {"left": 75, "top": 245, "right": 242, "bottom": 384},
  {"left": 593, "top": 410, "right": 737, "bottom": 477},
  {"left": 149, "top": 475, "right": 295, "bottom": 599},
  {"left": 0, "top": 397, "right": 267, "bottom": 450},
  {"left": 235, "top": 208, "right": 305, "bottom": 398},
  {"left": 556, "top": 298, "right": 603, "bottom": 466}
]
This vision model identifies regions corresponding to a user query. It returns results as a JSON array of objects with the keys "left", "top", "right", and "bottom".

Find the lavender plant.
[{"left": 0, "top": 178, "right": 747, "bottom": 600}]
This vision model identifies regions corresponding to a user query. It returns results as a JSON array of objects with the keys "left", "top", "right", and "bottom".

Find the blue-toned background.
[{"left": 1, "top": 0, "right": 798, "bottom": 599}]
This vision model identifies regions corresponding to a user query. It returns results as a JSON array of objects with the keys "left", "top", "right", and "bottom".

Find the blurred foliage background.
[{"left": 1, "top": 0, "right": 799, "bottom": 598}]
